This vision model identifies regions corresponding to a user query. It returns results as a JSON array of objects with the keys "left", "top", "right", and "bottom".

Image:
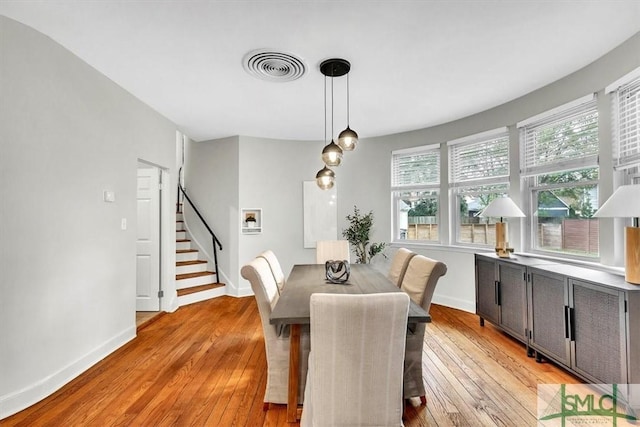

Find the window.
[
  {"left": 449, "top": 128, "right": 510, "bottom": 246},
  {"left": 519, "top": 95, "right": 599, "bottom": 258},
  {"left": 391, "top": 146, "right": 440, "bottom": 242},
  {"left": 611, "top": 73, "right": 640, "bottom": 170}
]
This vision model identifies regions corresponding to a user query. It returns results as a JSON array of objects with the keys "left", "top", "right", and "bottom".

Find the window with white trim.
[
  {"left": 519, "top": 95, "right": 599, "bottom": 258},
  {"left": 391, "top": 146, "right": 440, "bottom": 242},
  {"left": 449, "top": 128, "right": 510, "bottom": 246},
  {"left": 611, "top": 74, "right": 640, "bottom": 170}
]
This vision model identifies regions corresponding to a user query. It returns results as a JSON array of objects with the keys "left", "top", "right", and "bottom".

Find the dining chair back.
[
  {"left": 257, "top": 249, "right": 286, "bottom": 293},
  {"left": 387, "top": 247, "right": 416, "bottom": 287},
  {"left": 315, "top": 240, "right": 350, "bottom": 264},
  {"left": 399, "top": 254, "right": 447, "bottom": 403},
  {"left": 400, "top": 254, "right": 447, "bottom": 313},
  {"left": 300, "top": 292, "right": 409, "bottom": 427},
  {"left": 241, "top": 257, "right": 310, "bottom": 407}
]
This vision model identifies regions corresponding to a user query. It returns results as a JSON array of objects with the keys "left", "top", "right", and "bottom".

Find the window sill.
[{"left": 389, "top": 242, "right": 625, "bottom": 276}]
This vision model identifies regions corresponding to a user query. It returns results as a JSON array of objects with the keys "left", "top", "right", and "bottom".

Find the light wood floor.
[{"left": 2, "top": 296, "right": 580, "bottom": 426}]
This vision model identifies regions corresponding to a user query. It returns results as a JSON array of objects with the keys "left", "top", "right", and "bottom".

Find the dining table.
[{"left": 269, "top": 263, "right": 431, "bottom": 422}]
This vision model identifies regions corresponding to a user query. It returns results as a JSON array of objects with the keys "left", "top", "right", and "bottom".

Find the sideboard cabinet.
[
  {"left": 475, "top": 254, "right": 554, "bottom": 349},
  {"left": 475, "top": 253, "right": 640, "bottom": 406}
]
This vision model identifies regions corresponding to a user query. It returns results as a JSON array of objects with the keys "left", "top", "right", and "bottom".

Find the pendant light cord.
[
  {"left": 346, "top": 73, "right": 350, "bottom": 127},
  {"left": 331, "top": 73, "right": 334, "bottom": 138},
  {"left": 324, "top": 76, "right": 327, "bottom": 144}
]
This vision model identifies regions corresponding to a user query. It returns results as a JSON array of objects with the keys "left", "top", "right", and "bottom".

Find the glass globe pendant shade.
[
  {"left": 315, "top": 166, "right": 335, "bottom": 190},
  {"left": 337, "top": 126, "right": 358, "bottom": 151},
  {"left": 322, "top": 140, "right": 343, "bottom": 166}
]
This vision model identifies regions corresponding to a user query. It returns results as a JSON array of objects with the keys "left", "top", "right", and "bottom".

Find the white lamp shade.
[
  {"left": 593, "top": 185, "right": 640, "bottom": 218},
  {"left": 479, "top": 197, "right": 525, "bottom": 218}
]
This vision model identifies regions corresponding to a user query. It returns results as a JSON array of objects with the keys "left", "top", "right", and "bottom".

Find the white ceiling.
[{"left": 2, "top": 1, "right": 640, "bottom": 142}]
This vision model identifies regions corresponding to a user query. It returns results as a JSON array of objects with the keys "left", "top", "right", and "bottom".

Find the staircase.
[{"left": 176, "top": 212, "right": 225, "bottom": 306}]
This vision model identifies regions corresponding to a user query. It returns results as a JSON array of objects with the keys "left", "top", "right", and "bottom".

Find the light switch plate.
[{"left": 103, "top": 190, "right": 115, "bottom": 203}]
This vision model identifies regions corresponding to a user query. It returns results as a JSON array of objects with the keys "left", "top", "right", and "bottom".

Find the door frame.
[{"left": 137, "top": 159, "right": 174, "bottom": 313}]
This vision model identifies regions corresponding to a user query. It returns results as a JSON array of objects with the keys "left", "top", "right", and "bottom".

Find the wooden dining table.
[{"left": 269, "top": 263, "right": 431, "bottom": 422}]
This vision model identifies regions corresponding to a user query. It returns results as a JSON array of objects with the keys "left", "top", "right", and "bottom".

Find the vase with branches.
[{"left": 342, "top": 206, "right": 386, "bottom": 264}]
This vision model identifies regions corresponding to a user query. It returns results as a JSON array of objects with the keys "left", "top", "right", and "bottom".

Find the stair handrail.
[{"left": 177, "top": 168, "right": 222, "bottom": 281}]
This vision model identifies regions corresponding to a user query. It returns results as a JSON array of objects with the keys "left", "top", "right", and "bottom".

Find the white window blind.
[
  {"left": 450, "top": 133, "right": 509, "bottom": 186},
  {"left": 392, "top": 147, "right": 440, "bottom": 187},
  {"left": 612, "top": 77, "right": 640, "bottom": 169},
  {"left": 520, "top": 99, "right": 598, "bottom": 176}
]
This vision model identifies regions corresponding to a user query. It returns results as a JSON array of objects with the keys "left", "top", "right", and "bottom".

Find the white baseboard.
[
  {"left": 0, "top": 326, "right": 136, "bottom": 420},
  {"left": 431, "top": 294, "right": 475, "bottom": 314},
  {"left": 224, "top": 279, "right": 253, "bottom": 297}
]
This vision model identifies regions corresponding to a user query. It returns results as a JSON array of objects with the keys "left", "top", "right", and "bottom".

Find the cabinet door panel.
[
  {"left": 476, "top": 258, "right": 499, "bottom": 324},
  {"left": 498, "top": 262, "right": 527, "bottom": 340},
  {"left": 530, "top": 271, "right": 570, "bottom": 366},
  {"left": 571, "top": 280, "right": 625, "bottom": 384}
]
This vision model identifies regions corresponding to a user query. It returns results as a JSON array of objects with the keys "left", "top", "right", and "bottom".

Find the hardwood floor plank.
[
  {"left": 424, "top": 323, "right": 532, "bottom": 425},
  {"left": 2, "top": 297, "right": 586, "bottom": 427}
]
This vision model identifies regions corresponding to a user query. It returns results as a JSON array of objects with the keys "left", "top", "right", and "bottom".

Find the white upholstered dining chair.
[
  {"left": 387, "top": 247, "right": 416, "bottom": 287},
  {"left": 240, "top": 257, "right": 310, "bottom": 409},
  {"left": 257, "top": 249, "right": 286, "bottom": 293},
  {"left": 400, "top": 254, "right": 447, "bottom": 404},
  {"left": 315, "top": 240, "right": 350, "bottom": 264},
  {"left": 300, "top": 292, "right": 410, "bottom": 427}
]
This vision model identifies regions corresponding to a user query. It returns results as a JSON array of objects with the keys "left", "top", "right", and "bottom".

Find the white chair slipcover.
[
  {"left": 301, "top": 293, "right": 409, "bottom": 427},
  {"left": 400, "top": 255, "right": 447, "bottom": 402},
  {"left": 388, "top": 247, "right": 416, "bottom": 287},
  {"left": 315, "top": 240, "right": 350, "bottom": 264},
  {"left": 257, "top": 249, "right": 286, "bottom": 293},
  {"left": 240, "top": 257, "right": 310, "bottom": 407}
]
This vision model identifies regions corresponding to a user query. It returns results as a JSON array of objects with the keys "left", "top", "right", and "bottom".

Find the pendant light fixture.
[
  {"left": 338, "top": 72, "right": 358, "bottom": 151},
  {"left": 315, "top": 58, "right": 357, "bottom": 189},
  {"left": 315, "top": 166, "right": 335, "bottom": 190},
  {"left": 321, "top": 75, "right": 342, "bottom": 167}
]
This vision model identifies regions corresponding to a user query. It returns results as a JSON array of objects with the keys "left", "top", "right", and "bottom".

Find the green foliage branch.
[{"left": 342, "top": 206, "right": 386, "bottom": 264}]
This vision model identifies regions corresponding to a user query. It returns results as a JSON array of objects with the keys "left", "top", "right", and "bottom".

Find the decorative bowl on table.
[{"left": 325, "top": 260, "right": 350, "bottom": 284}]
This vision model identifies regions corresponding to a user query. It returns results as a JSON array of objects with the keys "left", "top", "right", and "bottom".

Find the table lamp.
[
  {"left": 593, "top": 184, "right": 640, "bottom": 284},
  {"left": 479, "top": 196, "right": 526, "bottom": 258}
]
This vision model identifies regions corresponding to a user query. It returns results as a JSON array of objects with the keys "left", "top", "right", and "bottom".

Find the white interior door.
[{"left": 136, "top": 166, "right": 161, "bottom": 311}]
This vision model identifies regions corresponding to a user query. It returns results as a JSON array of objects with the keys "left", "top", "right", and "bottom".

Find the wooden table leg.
[{"left": 287, "top": 323, "right": 301, "bottom": 423}]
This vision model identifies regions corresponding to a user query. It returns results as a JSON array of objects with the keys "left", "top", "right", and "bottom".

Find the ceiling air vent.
[{"left": 243, "top": 49, "right": 306, "bottom": 82}]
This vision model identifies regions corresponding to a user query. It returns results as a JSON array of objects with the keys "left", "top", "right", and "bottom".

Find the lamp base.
[
  {"left": 626, "top": 226, "right": 640, "bottom": 284},
  {"left": 495, "top": 246, "right": 515, "bottom": 258}
]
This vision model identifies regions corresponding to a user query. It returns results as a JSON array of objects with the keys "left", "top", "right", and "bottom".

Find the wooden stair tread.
[
  {"left": 176, "top": 271, "right": 215, "bottom": 280},
  {"left": 177, "top": 283, "right": 224, "bottom": 297},
  {"left": 176, "top": 249, "right": 198, "bottom": 254},
  {"left": 176, "top": 260, "right": 207, "bottom": 266},
  {"left": 176, "top": 239, "right": 191, "bottom": 243}
]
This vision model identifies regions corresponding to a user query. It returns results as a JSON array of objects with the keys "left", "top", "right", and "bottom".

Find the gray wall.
[
  {"left": 0, "top": 16, "right": 177, "bottom": 417},
  {"left": 237, "top": 136, "right": 322, "bottom": 290},
  {"left": 187, "top": 135, "right": 322, "bottom": 294},
  {"left": 184, "top": 136, "right": 240, "bottom": 292},
  {"left": 188, "top": 31, "right": 640, "bottom": 311}
]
